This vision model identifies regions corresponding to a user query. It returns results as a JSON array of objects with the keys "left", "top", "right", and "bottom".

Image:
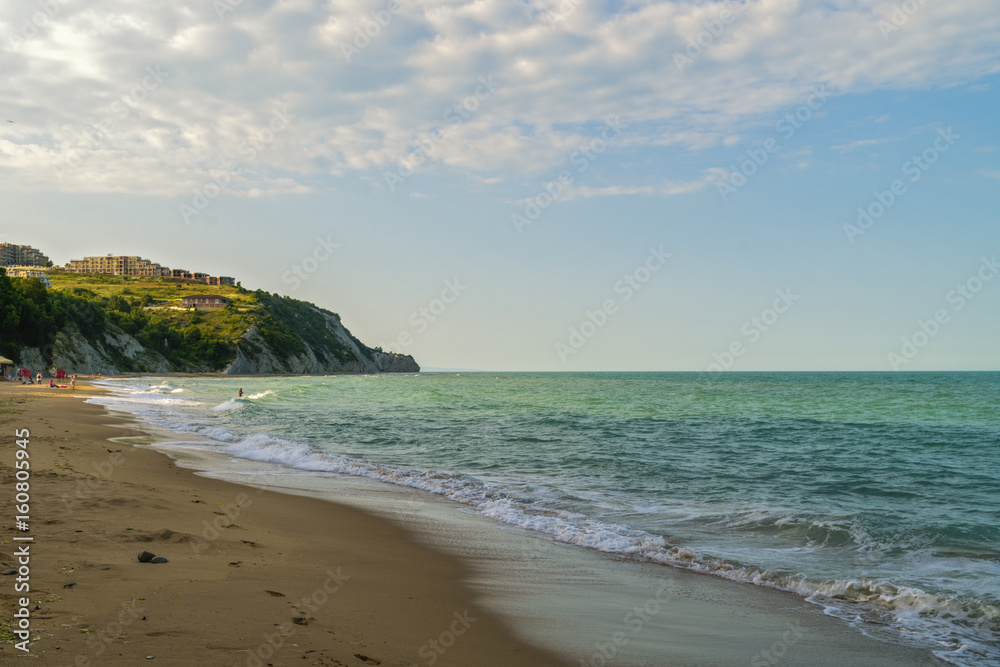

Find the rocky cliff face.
[
  {"left": 224, "top": 310, "right": 419, "bottom": 375},
  {"left": 19, "top": 309, "right": 418, "bottom": 376},
  {"left": 19, "top": 324, "right": 175, "bottom": 376}
]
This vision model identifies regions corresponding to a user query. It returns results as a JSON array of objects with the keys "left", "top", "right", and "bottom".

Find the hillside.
[{"left": 0, "top": 269, "right": 418, "bottom": 375}]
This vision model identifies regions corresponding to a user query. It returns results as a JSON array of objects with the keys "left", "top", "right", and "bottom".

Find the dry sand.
[{"left": 0, "top": 381, "right": 571, "bottom": 666}]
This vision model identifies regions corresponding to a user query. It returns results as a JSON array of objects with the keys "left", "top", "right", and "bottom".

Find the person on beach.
[
  {"left": 238, "top": 388, "right": 243, "bottom": 398},
  {"left": 49, "top": 379, "right": 54, "bottom": 388},
  {"left": 71, "top": 375, "right": 76, "bottom": 391},
  {"left": 37, "top": 372, "right": 42, "bottom": 384}
]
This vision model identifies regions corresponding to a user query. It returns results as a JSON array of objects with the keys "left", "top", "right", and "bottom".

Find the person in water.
[{"left": 238, "top": 388, "right": 243, "bottom": 398}]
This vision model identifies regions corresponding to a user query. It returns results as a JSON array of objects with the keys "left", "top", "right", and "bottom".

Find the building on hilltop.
[
  {"left": 0, "top": 243, "right": 49, "bottom": 267},
  {"left": 206, "top": 276, "right": 235, "bottom": 286},
  {"left": 169, "top": 268, "right": 234, "bottom": 286},
  {"left": 4, "top": 268, "right": 52, "bottom": 287},
  {"left": 63, "top": 254, "right": 236, "bottom": 285},
  {"left": 181, "top": 295, "right": 231, "bottom": 309},
  {"left": 64, "top": 255, "right": 168, "bottom": 276}
]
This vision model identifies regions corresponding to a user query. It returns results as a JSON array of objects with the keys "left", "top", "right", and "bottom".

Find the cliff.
[
  {"left": 1, "top": 270, "right": 419, "bottom": 376},
  {"left": 15, "top": 308, "right": 418, "bottom": 377},
  {"left": 225, "top": 308, "right": 419, "bottom": 375}
]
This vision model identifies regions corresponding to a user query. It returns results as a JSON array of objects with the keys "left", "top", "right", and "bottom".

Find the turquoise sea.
[{"left": 91, "top": 372, "right": 1000, "bottom": 665}]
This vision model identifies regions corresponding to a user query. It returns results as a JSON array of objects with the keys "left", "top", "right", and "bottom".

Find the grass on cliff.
[
  {"left": 46, "top": 271, "right": 252, "bottom": 305},
  {"left": 3, "top": 270, "right": 355, "bottom": 371}
]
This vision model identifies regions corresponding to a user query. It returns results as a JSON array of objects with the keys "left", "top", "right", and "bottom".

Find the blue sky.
[{"left": 2, "top": 0, "right": 998, "bottom": 371}]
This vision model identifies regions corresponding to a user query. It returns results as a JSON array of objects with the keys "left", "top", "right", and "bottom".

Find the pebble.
[
  {"left": 2, "top": 569, "right": 16, "bottom": 576},
  {"left": 151, "top": 556, "right": 169, "bottom": 564},
  {"left": 137, "top": 551, "right": 156, "bottom": 563}
]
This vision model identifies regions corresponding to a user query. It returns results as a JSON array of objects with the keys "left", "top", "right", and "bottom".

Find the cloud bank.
[{"left": 1, "top": 0, "right": 997, "bottom": 197}]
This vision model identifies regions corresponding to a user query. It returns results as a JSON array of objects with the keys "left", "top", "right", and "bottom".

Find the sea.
[{"left": 88, "top": 371, "right": 1000, "bottom": 665}]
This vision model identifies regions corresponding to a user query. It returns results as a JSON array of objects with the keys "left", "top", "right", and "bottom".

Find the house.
[
  {"left": 168, "top": 270, "right": 235, "bottom": 286},
  {"left": 5, "top": 268, "right": 52, "bottom": 287},
  {"left": 181, "top": 295, "right": 231, "bottom": 309},
  {"left": 206, "top": 276, "right": 235, "bottom": 286}
]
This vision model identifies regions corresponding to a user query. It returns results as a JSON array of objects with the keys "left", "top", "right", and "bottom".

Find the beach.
[{"left": 0, "top": 375, "right": 976, "bottom": 666}]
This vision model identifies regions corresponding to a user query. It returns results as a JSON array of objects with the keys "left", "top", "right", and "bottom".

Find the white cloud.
[
  {"left": 570, "top": 179, "right": 710, "bottom": 199},
  {"left": 532, "top": 169, "right": 725, "bottom": 203},
  {"left": 830, "top": 137, "right": 895, "bottom": 153},
  {"left": 0, "top": 0, "right": 997, "bottom": 196}
]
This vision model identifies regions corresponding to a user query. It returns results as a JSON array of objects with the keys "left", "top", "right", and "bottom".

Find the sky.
[{"left": 1, "top": 0, "right": 998, "bottom": 371}]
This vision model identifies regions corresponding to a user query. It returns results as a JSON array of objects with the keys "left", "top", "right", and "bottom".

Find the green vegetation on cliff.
[
  {"left": 0, "top": 268, "right": 105, "bottom": 363},
  {"left": 0, "top": 269, "right": 361, "bottom": 372}
]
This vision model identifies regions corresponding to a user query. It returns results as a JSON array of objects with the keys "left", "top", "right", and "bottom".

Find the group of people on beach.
[{"left": 10, "top": 371, "right": 76, "bottom": 390}]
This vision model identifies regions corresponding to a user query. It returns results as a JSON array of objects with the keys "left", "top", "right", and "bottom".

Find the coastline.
[
  {"left": 0, "top": 377, "right": 949, "bottom": 666},
  {"left": 0, "top": 381, "right": 570, "bottom": 666}
]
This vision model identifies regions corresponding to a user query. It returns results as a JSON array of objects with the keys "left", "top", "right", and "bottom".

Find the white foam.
[
  {"left": 212, "top": 398, "right": 248, "bottom": 412},
  {"left": 247, "top": 390, "right": 276, "bottom": 399}
]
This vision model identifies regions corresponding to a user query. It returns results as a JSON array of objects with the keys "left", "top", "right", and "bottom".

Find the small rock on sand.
[
  {"left": 137, "top": 550, "right": 156, "bottom": 563},
  {"left": 151, "top": 556, "right": 169, "bottom": 564}
]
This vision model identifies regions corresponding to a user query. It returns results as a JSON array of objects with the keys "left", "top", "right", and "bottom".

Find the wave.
[
  {"left": 212, "top": 398, "right": 252, "bottom": 412},
  {"left": 246, "top": 390, "right": 276, "bottom": 400},
  {"left": 96, "top": 393, "right": 202, "bottom": 408}
]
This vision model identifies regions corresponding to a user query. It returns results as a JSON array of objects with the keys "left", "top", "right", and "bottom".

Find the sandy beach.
[{"left": 0, "top": 381, "right": 571, "bottom": 666}]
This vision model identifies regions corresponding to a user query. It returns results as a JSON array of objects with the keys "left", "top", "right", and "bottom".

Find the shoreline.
[
  {"left": 0, "top": 377, "right": 949, "bottom": 666},
  {"left": 0, "top": 381, "right": 571, "bottom": 666}
]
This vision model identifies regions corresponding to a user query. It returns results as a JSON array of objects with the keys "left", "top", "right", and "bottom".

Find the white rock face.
[
  {"left": 15, "top": 305, "right": 417, "bottom": 376},
  {"left": 18, "top": 325, "right": 174, "bottom": 376},
  {"left": 224, "top": 310, "right": 419, "bottom": 375}
]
